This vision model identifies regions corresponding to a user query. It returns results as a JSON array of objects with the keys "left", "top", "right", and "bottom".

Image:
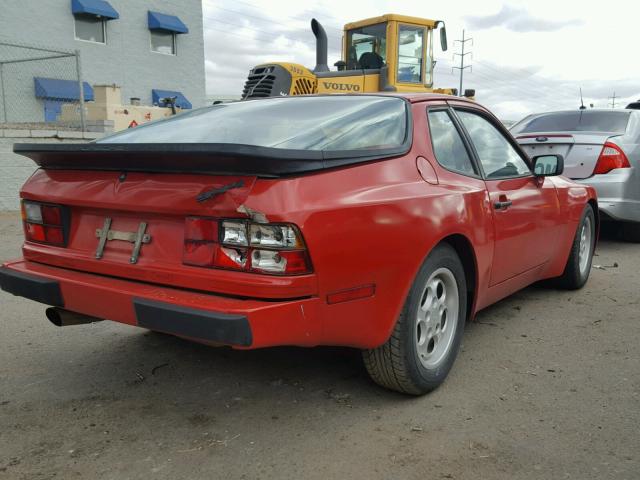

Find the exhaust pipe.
[
  {"left": 46, "top": 307, "right": 103, "bottom": 327},
  {"left": 311, "top": 19, "right": 329, "bottom": 73}
]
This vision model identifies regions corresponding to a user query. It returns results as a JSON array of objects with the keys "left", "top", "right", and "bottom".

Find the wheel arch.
[{"left": 438, "top": 233, "right": 478, "bottom": 322}]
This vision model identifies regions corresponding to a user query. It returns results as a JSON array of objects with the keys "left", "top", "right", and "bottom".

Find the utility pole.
[
  {"left": 452, "top": 29, "right": 473, "bottom": 97},
  {"left": 608, "top": 91, "right": 618, "bottom": 109}
]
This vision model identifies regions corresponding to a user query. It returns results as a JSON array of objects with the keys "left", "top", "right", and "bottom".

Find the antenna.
[{"left": 579, "top": 88, "right": 586, "bottom": 110}]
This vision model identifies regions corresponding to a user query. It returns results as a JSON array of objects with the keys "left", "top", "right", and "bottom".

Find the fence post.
[
  {"left": 75, "top": 49, "right": 86, "bottom": 134},
  {"left": 0, "top": 63, "right": 6, "bottom": 123}
]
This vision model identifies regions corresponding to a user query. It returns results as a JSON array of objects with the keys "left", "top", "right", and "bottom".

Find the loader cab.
[
  {"left": 241, "top": 14, "right": 455, "bottom": 99},
  {"left": 341, "top": 14, "right": 445, "bottom": 90}
]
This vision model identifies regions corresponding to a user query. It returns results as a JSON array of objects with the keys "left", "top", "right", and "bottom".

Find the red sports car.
[{"left": 1, "top": 94, "right": 597, "bottom": 394}]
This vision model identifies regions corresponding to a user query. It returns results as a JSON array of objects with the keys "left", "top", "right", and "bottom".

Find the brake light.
[
  {"left": 21, "top": 200, "right": 67, "bottom": 246},
  {"left": 593, "top": 142, "right": 630, "bottom": 175},
  {"left": 183, "top": 217, "right": 312, "bottom": 275}
]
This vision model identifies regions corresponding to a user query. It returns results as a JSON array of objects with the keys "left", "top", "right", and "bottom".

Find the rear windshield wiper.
[{"left": 196, "top": 180, "right": 244, "bottom": 203}]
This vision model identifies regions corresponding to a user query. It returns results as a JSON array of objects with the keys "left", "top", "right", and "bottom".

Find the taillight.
[
  {"left": 21, "top": 200, "right": 68, "bottom": 246},
  {"left": 183, "top": 217, "right": 312, "bottom": 275},
  {"left": 593, "top": 142, "right": 630, "bottom": 175}
]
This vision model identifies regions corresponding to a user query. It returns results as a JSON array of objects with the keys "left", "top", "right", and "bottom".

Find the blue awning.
[
  {"left": 34, "top": 77, "right": 94, "bottom": 102},
  {"left": 148, "top": 11, "right": 188, "bottom": 34},
  {"left": 71, "top": 0, "right": 119, "bottom": 19},
  {"left": 152, "top": 89, "right": 192, "bottom": 109}
]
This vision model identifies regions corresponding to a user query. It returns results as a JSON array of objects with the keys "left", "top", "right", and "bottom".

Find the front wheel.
[
  {"left": 554, "top": 204, "right": 596, "bottom": 290},
  {"left": 362, "top": 244, "right": 467, "bottom": 395}
]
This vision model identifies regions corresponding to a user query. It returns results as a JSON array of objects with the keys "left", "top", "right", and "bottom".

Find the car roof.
[{"left": 348, "top": 92, "right": 477, "bottom": 104}]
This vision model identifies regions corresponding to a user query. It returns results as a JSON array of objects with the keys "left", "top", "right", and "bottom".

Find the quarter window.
[
  {"left": 427, "top": 110, "right": 476, "bottom": 175},
  {"left": 397, "top": 25, "right": 424, "bottom": 84},
  {"left": 151, "top": 31, "right": 176, "bottom": 55},
  {"left": 456, "top": 110, "right": 530, "bottom": 178},
  {"left": 74, "top": 15, "right": 106, "bottom": 43}
]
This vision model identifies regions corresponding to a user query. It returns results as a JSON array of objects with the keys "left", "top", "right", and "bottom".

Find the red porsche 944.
[{"left": 1, "top": 94, "right": 597, "bottom": 394}]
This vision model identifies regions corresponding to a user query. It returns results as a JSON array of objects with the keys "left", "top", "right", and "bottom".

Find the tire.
[
  {"left": 620, "top": 222, "right": 640, "bottom": 243},
  {"left": 554, "top": 204, "right": 596, "bottom": 290},
  {"left": 362, "top": 243, "right": 467, "bottom": 395}
]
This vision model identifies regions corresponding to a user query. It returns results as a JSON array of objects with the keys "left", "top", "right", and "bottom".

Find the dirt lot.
[{"left": 0, "top": 210, "right": 638, "bottom": 480}]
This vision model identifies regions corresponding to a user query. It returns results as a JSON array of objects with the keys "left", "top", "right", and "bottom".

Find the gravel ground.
[{"left": 0, "top": 210, "right": 638, "bottom": 480}]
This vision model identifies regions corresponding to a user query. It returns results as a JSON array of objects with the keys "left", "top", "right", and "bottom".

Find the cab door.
[{"left": 451, "top": 106, "right": 561, "bottom": 286}]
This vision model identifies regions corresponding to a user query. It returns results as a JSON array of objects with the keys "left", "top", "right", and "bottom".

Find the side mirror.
[
  {"left": 532, "top": 154, "right": 564, "bottom": 177},
  {"left": 440, "top": 26, "right": 448, "bottom": 51}
]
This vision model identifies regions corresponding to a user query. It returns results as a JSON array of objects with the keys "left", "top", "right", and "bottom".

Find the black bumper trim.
[
  {"left": 0, "top": 266, "right": 64, "bottom": 306},
  {"left": 133, "top": 298, "right": 252, "bottom": 347}
]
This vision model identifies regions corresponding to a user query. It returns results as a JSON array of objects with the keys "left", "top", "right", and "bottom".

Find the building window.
[
  {"left": 151, "top": 31, "right": 176, "bottom": 55},
  {"left": 74, "top": 15, "right": 106, "bottom": 43}
]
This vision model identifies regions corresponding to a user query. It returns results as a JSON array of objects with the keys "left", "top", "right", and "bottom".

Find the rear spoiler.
[{"left": 13, "top": 143, "right": 410, "bottom": 177}]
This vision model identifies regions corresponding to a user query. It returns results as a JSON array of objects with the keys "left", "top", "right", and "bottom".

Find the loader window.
[
  {"left": 397, "top": 25, "right": 424, "bottom": 84},
  {"left": 346, "top": 23, "right": 387, "bottom": 70}
]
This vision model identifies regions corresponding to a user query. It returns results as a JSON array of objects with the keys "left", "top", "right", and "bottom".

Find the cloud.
[
  {"left": 434, "top": 57, "right": 640, "bottom": 120},
  {"left": 465, "top": 5, "right": 583, "bottom": 32},
  {"left": 203, "top": 1, "right": 344, "bottom": 95}
]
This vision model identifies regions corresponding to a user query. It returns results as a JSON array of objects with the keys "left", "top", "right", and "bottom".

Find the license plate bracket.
[{"left": 95, "top": 218, "right": 151, "bottom": 264}]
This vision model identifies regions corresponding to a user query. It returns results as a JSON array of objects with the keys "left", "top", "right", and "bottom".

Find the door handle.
[{"left": 494, "top": 200, "right": 512, "bottom": 210}]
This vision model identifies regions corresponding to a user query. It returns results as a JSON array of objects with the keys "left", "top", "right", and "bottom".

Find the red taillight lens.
[
  {"left": 41, "top": 205, "right": 62, "bottom": 225},
  {"left": 215, "top": 246, "right": 248, "bottom": 270},
  {"left": 593, "top": 142, "right": 630, "bottom": 175},
  {"left": 25, "top": 222, "right": 46, "bottom": 242},
  {"left": 45, "top": 226, "right": 64, "bottom": 245},
  {"left": 183, "top": 241, "right": 216, "bottom": 267},
  {"left": 184, "top": 216, "right": 217, "bottom": 241},
  {"left": 21, "top": 200, "right": 67, "bottom": 246},
  {"left": 183, "top": 217, "right": 312, "bottom": 275}
]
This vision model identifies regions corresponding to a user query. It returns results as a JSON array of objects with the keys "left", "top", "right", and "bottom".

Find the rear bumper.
[
  {"left": 575, "top": 170, "right": 640, "bottom": 223},
  {"left": 0, "top": 260, "right": 322, "bottom": 348}
]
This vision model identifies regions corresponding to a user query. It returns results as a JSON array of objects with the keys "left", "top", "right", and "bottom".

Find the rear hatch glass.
[
  {"left": 98, "top": 95, "right": 408, "bottom": 151},
  {"left": 17, "top": 96, "right": 412, "bottom": 177}
]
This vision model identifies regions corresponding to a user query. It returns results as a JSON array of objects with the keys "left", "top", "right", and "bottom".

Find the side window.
[
  {"left": 456, "top": 110, "right": 530, "bottom": 178},
  {"left": 427, "top": 109, "right": 476, "bottom": 176}
]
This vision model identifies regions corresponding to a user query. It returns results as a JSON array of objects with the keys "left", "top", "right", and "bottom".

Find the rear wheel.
[
  {"left": 554, "top": 204, "right": 596, "bottom": 289},
  {"left": 362, "top": 244, "right": 467, "bottom": 395}
]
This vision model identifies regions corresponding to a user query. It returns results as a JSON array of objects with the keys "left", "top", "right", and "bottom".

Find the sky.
[{"left": 202, "top": 0, "right": 640, "bottom": 121}]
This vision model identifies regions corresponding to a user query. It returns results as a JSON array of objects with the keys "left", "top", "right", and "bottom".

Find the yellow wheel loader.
[{"left": 241, "top": 14, "right": 474, "bottom": 99}]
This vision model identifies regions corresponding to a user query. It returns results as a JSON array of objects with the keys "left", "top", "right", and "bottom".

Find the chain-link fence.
[{"left": 0, "top": 41, "right": 87, "bottom": 129}]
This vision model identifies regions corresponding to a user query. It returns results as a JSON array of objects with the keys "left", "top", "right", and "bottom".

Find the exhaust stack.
[
  {"left": 311, "top": 19, "right": 329, "bottom": 72},
  {"left": 46, "top": 307, "right": 103, "bottom": 327}
]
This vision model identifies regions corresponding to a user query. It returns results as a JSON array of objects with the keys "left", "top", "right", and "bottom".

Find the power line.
[
  {"left": 452, "top": 30, "right": 472, "bottom": 96},
  {"left": 437, "top": 58, "right": 567, "bottom": 101},
  {"left": 608, "top": 91, "right": 618, "bottom": 108}
]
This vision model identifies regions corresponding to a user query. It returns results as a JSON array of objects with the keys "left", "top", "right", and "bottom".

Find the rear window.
[
  {"left": 98, "top": 96, "right": 408, "bottom": 151},
  {"left": 511, "top": 111, "right": 631, "bottom": 134}
]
